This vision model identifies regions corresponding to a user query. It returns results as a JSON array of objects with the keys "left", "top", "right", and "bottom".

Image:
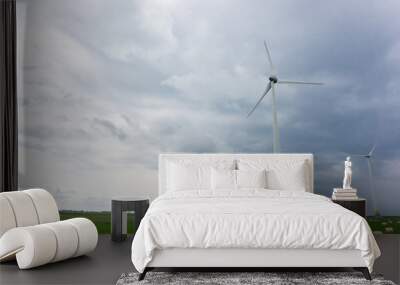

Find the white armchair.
[{"left": 0, "top": 189, "right": 98, "bottom": 269}]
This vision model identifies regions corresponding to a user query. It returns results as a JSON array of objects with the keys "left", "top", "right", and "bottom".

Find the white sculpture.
[{"left": 343, "top": 156, "right": 352, "bottom": 189}]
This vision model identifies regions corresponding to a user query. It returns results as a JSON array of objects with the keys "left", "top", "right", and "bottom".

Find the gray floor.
[
  {"left": 374, "top": 234, "right": 400, "bottom": 284},
  {"left": 0, "top": 235, "right": 134, "bottom": 285},
  {"left": 1, "top": 235, "right": 399, "bottom": 285}
]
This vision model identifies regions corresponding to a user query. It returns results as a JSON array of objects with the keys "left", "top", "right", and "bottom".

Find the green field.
[
  {"left": 60, "top": 211, "right": 136, "bottom": 234},
  {"left": 367, "top": 216, "right": 400, "bottom": 234},
  {"left": 60, "top": 211, "right": 400, "bottom": 235}
]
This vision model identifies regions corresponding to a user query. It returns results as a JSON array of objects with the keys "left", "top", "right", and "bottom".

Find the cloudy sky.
[{"left": 17, "top": 0, "right": 400, "bottom": 214}]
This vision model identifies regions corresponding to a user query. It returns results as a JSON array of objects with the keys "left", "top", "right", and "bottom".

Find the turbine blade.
[
  {"left": 247, "top": 82, "right": 271, "bottom": 118},
  {"left": 369, "top": 145, "right": 376, "bottom": 156},
  {"left": 278, "top": 80, "right": 324, "bottom": 85},
  {"left": 263, "top": 40, "right": 276, "bottom": 74}
]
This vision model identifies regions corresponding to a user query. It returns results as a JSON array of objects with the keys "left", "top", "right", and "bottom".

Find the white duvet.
[{"left": 131, "top": 190, "right": 380, "bottom": 273}]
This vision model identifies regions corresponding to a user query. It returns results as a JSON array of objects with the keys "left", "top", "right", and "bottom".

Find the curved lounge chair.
[{"left": 0, "top": 189, "right": 98, "bottom": 269}]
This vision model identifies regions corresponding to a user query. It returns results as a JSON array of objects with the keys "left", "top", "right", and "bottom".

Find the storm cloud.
[{"left": 17, "top": 0, "right": 400, "bottom": 214}]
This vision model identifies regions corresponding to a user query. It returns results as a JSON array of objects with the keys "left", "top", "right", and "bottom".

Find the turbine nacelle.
[{"left": 269, "top": 76, "right": 278, "bottom": 83}]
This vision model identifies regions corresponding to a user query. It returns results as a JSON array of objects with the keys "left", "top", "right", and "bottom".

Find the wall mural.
[{"left": 17, "top": 0, "right": 400, "bottom": 216}]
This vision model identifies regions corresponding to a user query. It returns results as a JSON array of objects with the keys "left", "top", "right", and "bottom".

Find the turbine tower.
[
  {"left": 351, "top": 145, "right": 379, "bottom": 215},
  {"left": 247, "top": 41, "right": 324, "bottom": 153}
]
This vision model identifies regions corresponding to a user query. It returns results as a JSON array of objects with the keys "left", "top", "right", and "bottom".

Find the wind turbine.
[
  {"left": 247, "top": 40, "right": 324, "bottom": 153},
  {"left": 351, "top": 145, "right": 379, "bottom": 215}
]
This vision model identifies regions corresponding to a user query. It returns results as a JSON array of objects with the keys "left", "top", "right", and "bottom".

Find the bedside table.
[
  {"left": 332, "top": 198, "right": 366, "bottom": 218},
  {"left": 111, "top": 197, "right": 150, "bottom": 242}
]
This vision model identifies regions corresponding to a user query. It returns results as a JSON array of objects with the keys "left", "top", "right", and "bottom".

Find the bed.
[{"left": 131, "top": 153, "right": 380, "bottom": 280}]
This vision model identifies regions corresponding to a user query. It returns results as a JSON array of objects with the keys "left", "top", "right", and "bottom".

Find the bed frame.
[
  {"left": 139, "top": 153, "right": 371, "bottom": 280},
  {"left": 141, "top": 248, "right": 370, "bottom": 280}
]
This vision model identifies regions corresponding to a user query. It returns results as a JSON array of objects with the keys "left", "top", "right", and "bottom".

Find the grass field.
[
  {"left": 60, "top": 211, "right": 136, "bottom": 234},
  {"left": 367, "top": 216, "right": 400, "bottom": 234},
  {"left": 60, "top": 211, "right": 400, "bottom": 235}
]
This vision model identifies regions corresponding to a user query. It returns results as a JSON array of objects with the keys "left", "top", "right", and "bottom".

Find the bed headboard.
[{"left": 158, "top": 153, "right": 314, "bottom": 195}]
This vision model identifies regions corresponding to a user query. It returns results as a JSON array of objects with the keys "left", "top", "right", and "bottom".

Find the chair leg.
[
  {"left": 138, "top": 268, "right": 148, "bottom": 281},
  {"left": 354, "top": 267, "right": 372, "bottom": 280}
]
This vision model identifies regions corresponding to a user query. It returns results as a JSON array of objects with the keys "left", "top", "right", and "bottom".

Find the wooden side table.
[
  {"left": 332, "top": 198, "right": 366, "bottom": 218},
  {"left": 111, "top": 197, "right": 149, "bottom": 242}
]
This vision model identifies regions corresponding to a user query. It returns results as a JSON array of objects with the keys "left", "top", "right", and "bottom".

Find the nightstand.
[
  {"left": 111, "top": 197, "right": 150, "bottom": 242},
  {"left": 332, "top": 198, "right": 366, "bottom": 218}
]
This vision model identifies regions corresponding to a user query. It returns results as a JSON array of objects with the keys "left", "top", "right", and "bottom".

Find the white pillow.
[
  {"left": 165, "top": 158, "right": 236, "bottom": 192},
  {"left": 267, "top": 162, "right": 307, "bottom": 191},
  {"left": 167, "top": 163, "right": 211, "bottom": 191},
  {"left": 211, "top": 169, "right": 267, "bottom": 190},
  {"left": 211, "top": 168, "right": 236, "bottom": 190},
  {"left": 238, "top": 159, "right": 308, "bottom": 191},
  {"left": 237, "top": 169, "right": 267, "bottom": 189}
]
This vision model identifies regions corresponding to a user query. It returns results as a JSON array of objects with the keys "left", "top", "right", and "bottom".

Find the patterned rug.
[{"left": 116, "top": 271, "right": 396, "bottom": 285}]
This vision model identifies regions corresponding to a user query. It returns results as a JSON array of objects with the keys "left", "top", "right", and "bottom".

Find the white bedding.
[{"left": 131, "top": 190, "right": 380, "bottom": 273}]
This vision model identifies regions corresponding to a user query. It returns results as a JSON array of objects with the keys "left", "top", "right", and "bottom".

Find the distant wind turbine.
[
  {"left": 351, "top": 145, "right": 379, "bottom": 215},
  {"left": 247, "top": 40, "right": 324, "bottom": 153}
]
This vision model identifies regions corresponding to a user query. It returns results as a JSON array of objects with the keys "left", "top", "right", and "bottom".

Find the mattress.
[{"left": 131, "top": 190, "right": 380, "bottom": 273}]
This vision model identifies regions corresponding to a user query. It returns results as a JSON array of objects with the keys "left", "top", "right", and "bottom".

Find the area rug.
[{"left": 116, "top": 271, "right": 396, "bottom": 285}]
